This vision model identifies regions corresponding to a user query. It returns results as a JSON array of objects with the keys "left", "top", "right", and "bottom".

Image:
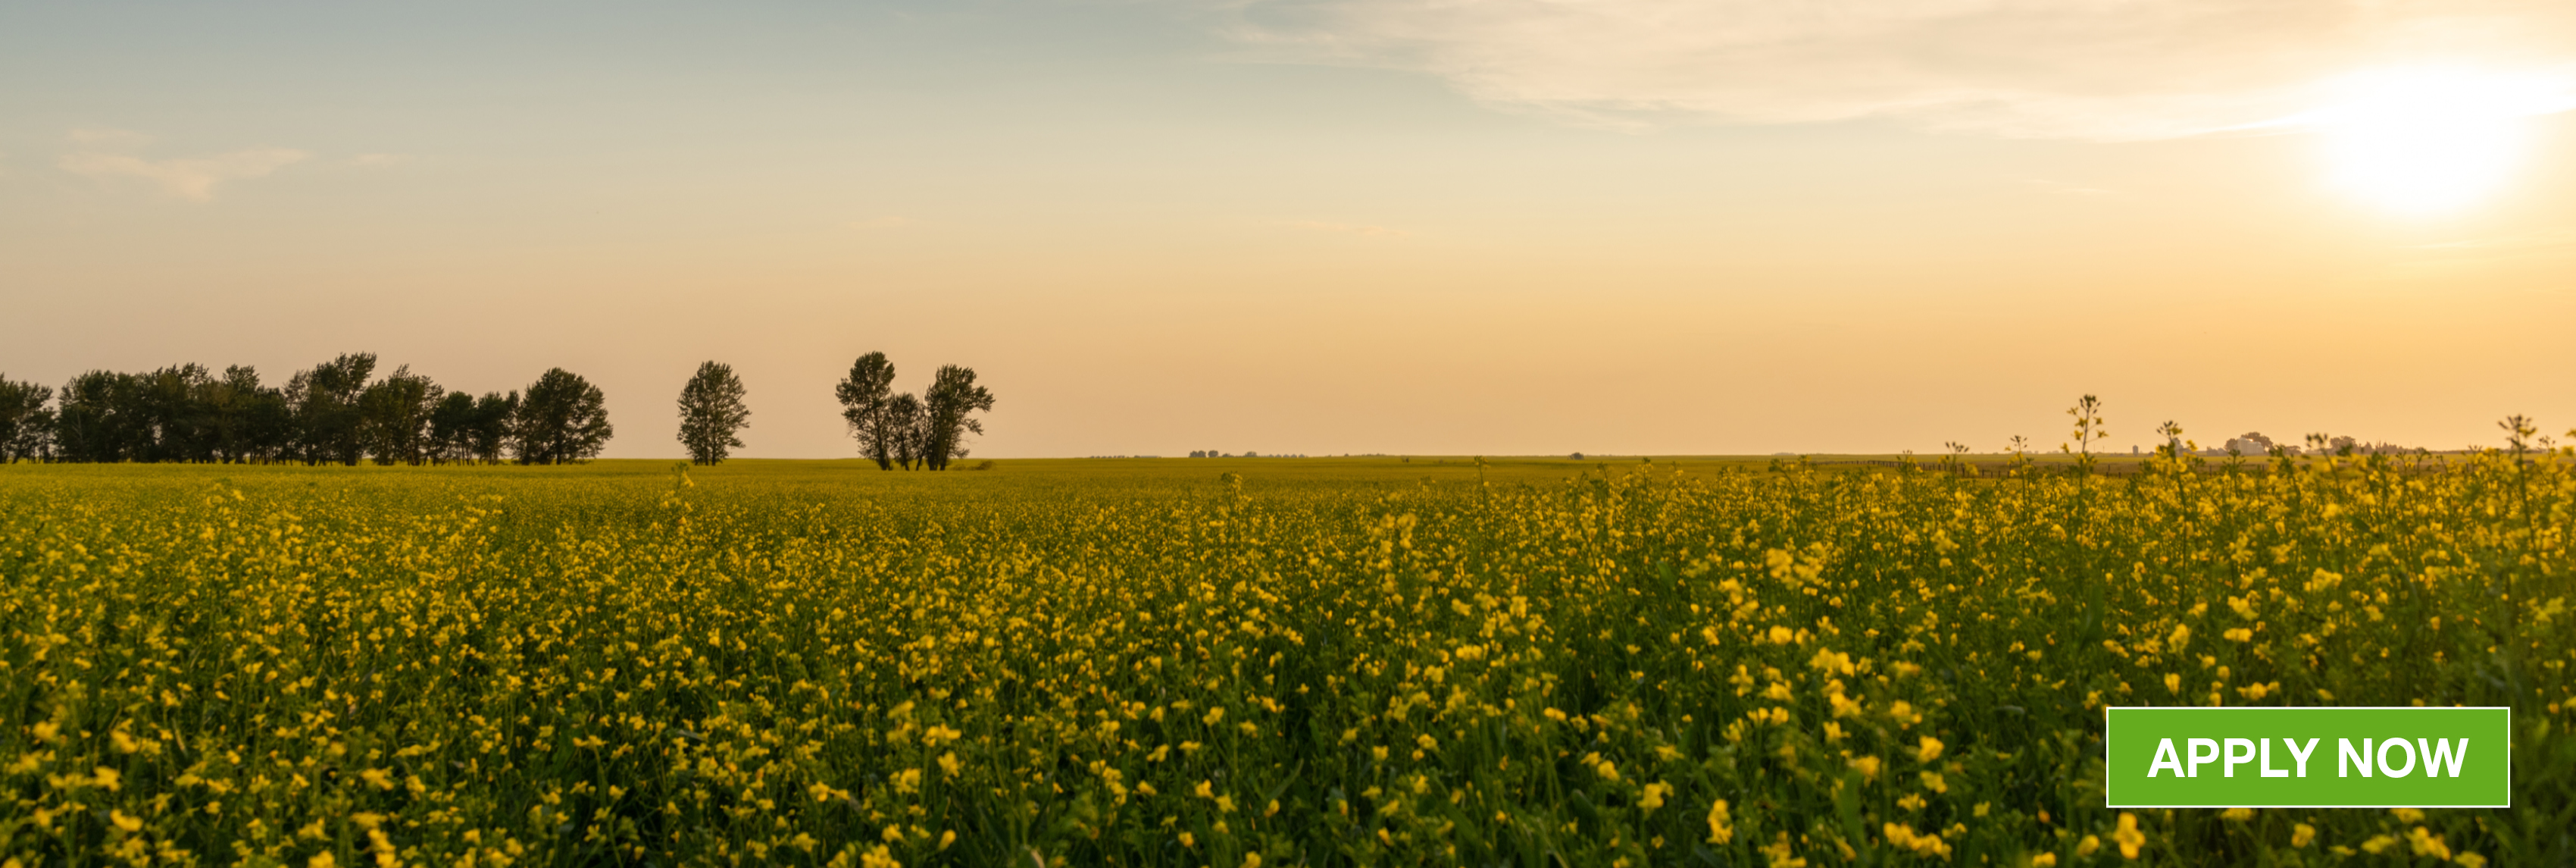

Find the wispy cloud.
[
  {"left": 1211, "top": 0, "right": 2576, "bottom": 139},
  {"left": 849, "top": 216, "right": 915, "bottom": 230},
  {"left": 346, "top": 153, "right": 411, "bottom": 168},
  {"left": 1283, "top": 219, "right": 1408, "bottom": 238},
  {"left": 58, "top": 129, "right": 308, "bottom": 200}
]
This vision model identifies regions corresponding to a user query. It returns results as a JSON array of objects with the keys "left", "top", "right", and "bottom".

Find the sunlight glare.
[{"left": 2309, "top": 68, "right": 2574, "bottom": 215}]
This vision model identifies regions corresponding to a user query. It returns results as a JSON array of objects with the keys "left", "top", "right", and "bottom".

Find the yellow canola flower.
[
  {"left": 1807, "top": 648, "right": 1855, "bottom": 676},
  {"left": 2114, "top": 813, "right": 2146, "bottom": 859},
  {"left": 2406, "top": 827, "right": 2451, "bottom": 860},
  {"left": 1881, "top": 823, "right": 1952, "bottom": 857},
  {"left": 1914, "top": 736, "right": 1943, "bottom": 763},
  {"left": 2290, "top": 824, "right": 2315, "bottom": 848},
  {"left": 1705, "top": 799, "right": 1733, "bottom": 844}
]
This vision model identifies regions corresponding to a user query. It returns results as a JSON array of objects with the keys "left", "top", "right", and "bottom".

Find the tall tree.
[
  {"left": 139, "top": 364, "right": 216, "bottom": 462},
  {"left": 55, "top": 371, "right": 145, "bottom": 462},
  {"left": 427, "top": 392, "right": 479, "bottom": 464},
  {"left": 286, "top": 353, "right": 377, "bottom": 465},
  {"left": 358, "top": 365, "right": 443, "bottom": 465},
  {"left": 921, "top": 365, "right": 995, "bottom": 471},
  {"left": 834, "top": 353, "right": 900, "bottom": 469},
  {"left": 203, "top": 366, "right": 289, "bottom": 464},
  {"left": 0, "top": 376, "right": 54, "bottom": 462},
  {"left": 676, "top": 362, "right": 751, "bottom": 465},
  {"left": 468, "top": 392, "right": 521, "bottom": 464},
  {"left": 514, "top": 369, "right": 612, "bottom": 465},
  {"left": 884, "top": 393, "right": 927, "bottom": 470}
]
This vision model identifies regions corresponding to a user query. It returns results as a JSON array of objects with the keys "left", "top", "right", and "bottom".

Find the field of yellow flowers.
[{"left": 2, "top": 452, "right": 2570, "bottom": 867}]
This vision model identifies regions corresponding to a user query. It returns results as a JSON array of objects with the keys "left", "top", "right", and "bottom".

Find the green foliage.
[{"left": 0, "top": 452, "right": 2569, "bottom": 866}]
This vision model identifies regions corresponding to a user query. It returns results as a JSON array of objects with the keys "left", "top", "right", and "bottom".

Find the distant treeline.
[{"left": 0, "top": 353, "right": 611, "bottom": 465}]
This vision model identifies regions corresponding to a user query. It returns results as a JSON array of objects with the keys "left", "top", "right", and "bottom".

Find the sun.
[{"left": 2306, "top": 68, "right": 2573, "bottom": 215}]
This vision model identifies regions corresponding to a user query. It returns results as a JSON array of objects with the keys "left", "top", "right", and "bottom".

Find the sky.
[{"left": 3, "top": 0, "right": 2573, "bottom": 459}]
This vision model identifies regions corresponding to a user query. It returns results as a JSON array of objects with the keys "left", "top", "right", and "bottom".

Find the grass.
[{"left": 0, "top": 452, "right": 2569, "bottom": 866}]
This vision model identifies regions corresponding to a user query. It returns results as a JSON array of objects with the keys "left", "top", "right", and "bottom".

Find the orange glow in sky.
[{"left": 3, "top": 2, "right": 2573, "bottom": 457}]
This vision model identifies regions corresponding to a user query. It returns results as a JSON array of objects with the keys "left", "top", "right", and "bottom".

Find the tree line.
[
  {"left": 2, "top": 352, "right": 998, "bottom": 468},
  {"left": 0, "top": 354, "right": 611, "bottom": 465}
]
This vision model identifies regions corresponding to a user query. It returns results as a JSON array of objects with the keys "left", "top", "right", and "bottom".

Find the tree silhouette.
[
  {"left": 885, "top": 393, "right": 927, "bottom": 469},
  {"left": 921, "top": 365, "right": 995, "bottom": 471},
  {"left": 287, "top": 353, "right": 378, "bottom": 465},
  {"left": 513, "top": 368, "right": 613, "bottom": 465},
  {"left": 835, "top": 353, "right": 899, "bottom": 470},
  {"left": 427, "top": 392, "right": 479, "bottom": 464},
  {"left": 358, "top": 365, "right": 443, "bottom": 465},
  {"left": 467, "top": 392, "right": 520, "bottom": 464},
  {"left": 677, "top": 361, "right": 751, "bottom": 465},
  {"left": 0, "top": 376, "right": 52, "bottom": 462},
  {"left": 54, "top": 371, "right": 145, "bottom": 462},
  {"left": 205, "top": 366, "right": 290, "bottom": 463}
]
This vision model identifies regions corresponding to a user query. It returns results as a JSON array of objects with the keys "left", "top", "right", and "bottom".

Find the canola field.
[{"left": 1, "top": 454, "right": 2570, "bottom": 867}]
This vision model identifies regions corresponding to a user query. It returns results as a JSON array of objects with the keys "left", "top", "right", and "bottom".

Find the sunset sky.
[{"left": 5, "top": 0, "right": 2573, "bottom": 459}]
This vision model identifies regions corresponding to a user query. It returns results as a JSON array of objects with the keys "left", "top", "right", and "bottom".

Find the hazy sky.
[{"left": 5, "top": 1, "right": 2573, "bottom": 458}]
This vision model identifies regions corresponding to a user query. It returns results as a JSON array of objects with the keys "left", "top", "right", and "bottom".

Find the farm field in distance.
[{"left": 2, "top": 453, "right": 2570, "bottom": 867}]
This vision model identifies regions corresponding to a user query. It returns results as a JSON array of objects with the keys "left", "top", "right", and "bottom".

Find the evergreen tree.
[
  {"left": 514, "top": 369, "right": 612, "bottom": 465},
  {"left": 676, "top": 362, "right": 751, "bottom": 465}
]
